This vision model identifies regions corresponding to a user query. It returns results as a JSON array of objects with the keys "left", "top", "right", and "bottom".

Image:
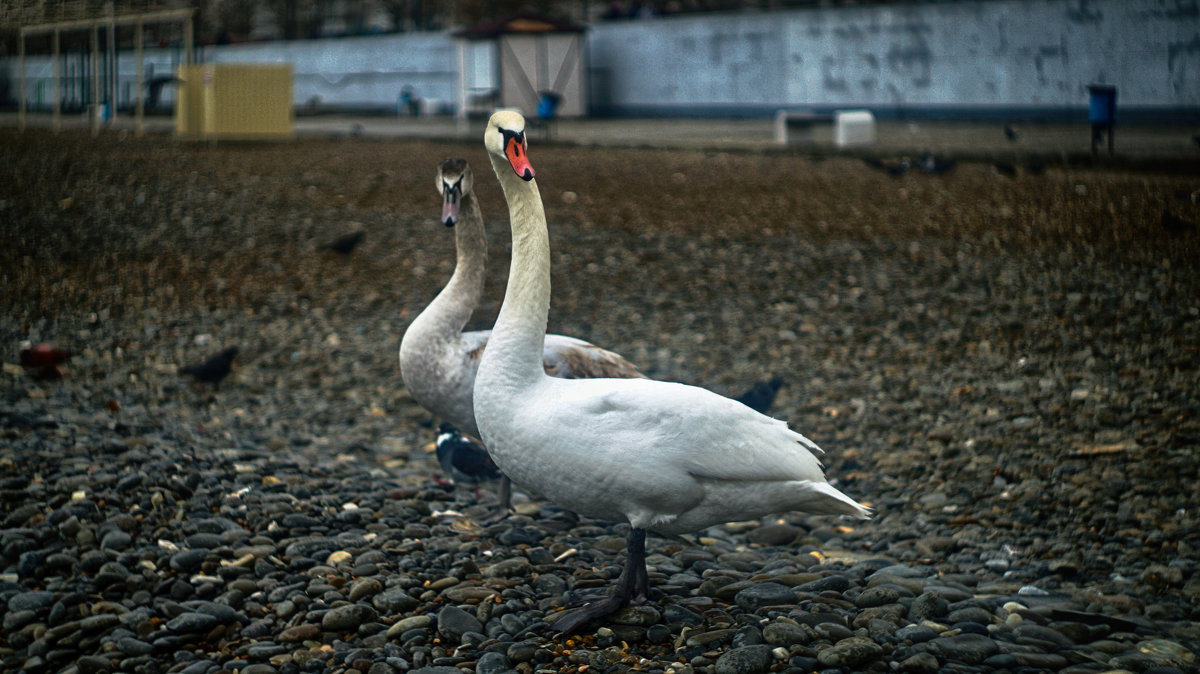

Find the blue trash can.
[
  {"left": 1088, "top": 84, "right": 1116, "bottom": 154},
  {"left": 1088, "top": 84, "right": 1116, "bottom": 125},
  {"left": 537, "top": 91, "right": 561, "bottom": 121}
]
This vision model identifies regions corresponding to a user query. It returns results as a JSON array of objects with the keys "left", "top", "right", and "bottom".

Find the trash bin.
[
  {"left": 1088, "top": 84, "right": 1116, "bottom": 154},
  {"left": 537, "top": 91, "right": 561, "bottom": 121},
  {"left": 1088, "top": 85, "right": 1116, "bottom": 125}
]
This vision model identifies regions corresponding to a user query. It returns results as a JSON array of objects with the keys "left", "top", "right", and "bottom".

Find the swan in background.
[
  {"left": 399, "top": 158, "right": 645, "bottom": 507},
  {"left": 474, "top": 110, "right": 869, "bottom": 635}
]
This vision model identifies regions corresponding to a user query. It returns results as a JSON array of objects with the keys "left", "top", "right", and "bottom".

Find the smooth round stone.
[
  {"left": 186, "top": 533, "right": 224, "bottom": 549},
  {"left": 1013, "top": 623, "right": 1075, "bottom": 648},
  {"left": 278, "top": 624, "right": 320, "bottom": 642},
  {"left": 686, "top": 629, "right": 736, "bottom": 647},
  {"left": 646, "top": 624, "right": 672, "bottom": 643},
  {"left": 855, "top": 586, "right": 901, "bottom": 608},
  {"left": 348, "top": 578, "right": 383, "bottom": 602},
  {"left": 166, "top": 612, "right": 220, "bottom": 634},
  {"left": 746, "top": 523, "right": 801, "bottom": 547},
  {"left": 386, "top": 615, "right": 432, "bottom": 638},
  {"left": 611, "top": 605, "right": 661, "bottom": 626},
  {"left": 926, "top": 633, "right": 1000, "bottom": 665},
  {"left": 907, "top": 591, "right": 949, "bottom": 622},
  {"left": 896, "top": 652, "right": 941, "bottom": 673},
  {"left": 714, "top": 644, "right": 773, "bottom": 674},
  {"left": 3, "top": 609, "right": 38, "bottom": 632},
  {"left": 81, "top": 613, "right": 120, "bottom": 633},
  {"left": 734, "top": 582, "right": 796, "bottom": 610},
  {"left": 814, "top": 622, "right": 854, "bottom": 642},
  {"left": 475, "top": 651, "right": 511, "bottom": 674},
  {"left": 947, "top": 606, "right": 991, "bottom": 625},
  {"left": 441, "top": 584, "right": 495, "bottom": 603},
  {"left": 8, "top": 591, "right": 56, "bottom": 612},
  {"left": 100, "top": 529, "right": 132, "bottom": 550},
  {"left": 505, "top": 641, "right": 538, "bottom": 663},
  {"left": 437, "top": 605, "right": 483, "bottom": 640},
  {"left": 817, "top": 636, "right": 884, "bottom": 668},
  {"left": 763, "top": 621, "right": 807, "bottom": 646},
  {"left": 373, "top": 588, "right": 420, "bottom": 613},
  {"left": 170, "top": 549, "right": 208, "bottom": 573},
  {"left": 795, "top": 574, "right": 851, "bottom": 593},
  {"left": 483, "top": 557, "right": 531, "bottom": 578},
  {"left": 321, "top": 603, "right": 378, "bottom": 632}
]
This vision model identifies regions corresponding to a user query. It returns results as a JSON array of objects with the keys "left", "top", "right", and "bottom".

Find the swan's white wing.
[
  {"left": 543, "top": 377, "right": 828, "bottom": 484},
  {"left": 458, "top": 331, "right": 642, "bottom": 380},
  {"left": 461, "top": 330, "right": 490, "bottom": 360},
  {"left": 542, "top": 334, "right": 645, "bottom": 379}
]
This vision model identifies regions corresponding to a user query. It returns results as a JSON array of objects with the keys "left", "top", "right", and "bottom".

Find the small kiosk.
[{"left": 454, "top": 12, "right": 588, "bottom": 121}]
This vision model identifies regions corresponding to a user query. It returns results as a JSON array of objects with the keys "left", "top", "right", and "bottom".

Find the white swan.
[
  {"left": 474, "top": 110, "right": 870, "bottom": 634},
  {"left": 399, "top": 158, "right": 644, "bottom": 503}
]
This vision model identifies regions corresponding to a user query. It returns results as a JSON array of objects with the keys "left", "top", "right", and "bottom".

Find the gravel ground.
[{"left": 2, "top": 128, "right": 1199, "bottom": 674}]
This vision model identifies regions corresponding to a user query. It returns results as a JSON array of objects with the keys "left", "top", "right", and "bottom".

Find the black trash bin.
[{"left": 1088, "top": 84, "right": 1117, "bottom": 154}]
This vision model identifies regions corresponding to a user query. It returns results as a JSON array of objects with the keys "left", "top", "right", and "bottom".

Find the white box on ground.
[{"left": 834, "top": 109, "right": 876, "bottom": 146}]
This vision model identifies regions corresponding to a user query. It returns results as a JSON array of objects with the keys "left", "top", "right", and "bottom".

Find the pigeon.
[
  {"left": 433, "top": 423, "right": 502, "bottom": 496},
  {"left": 1173, "top": 189, "right": 1200, "bottom": 204},
  {"left": 733, "top": 376, "right": 786, "bottom": 415},
  {"left": 18, "top": 342, "right": 71, "bottom": 380},
  {"left": 916, "top": 152, "right": 957, "bottom": 176},
  {"left": 321, "top": 230, "right": 365, "bottom": 255},
  {"left": 179, "top": 347, "right": 238, "bottom": 388},
  {"left": 993, "top": 161, "right": 1017, "bottom": 178},
  {"left": 862, "top": 156, "right": 910, "bottom": 176},
  {"left": 1161, "top": 210, "right": 1198, "bottom": 236}
]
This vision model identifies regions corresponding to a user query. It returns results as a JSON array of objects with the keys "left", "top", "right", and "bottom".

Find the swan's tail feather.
[{"left": 803, "top": 481, "right": 872, "bottom": 519}]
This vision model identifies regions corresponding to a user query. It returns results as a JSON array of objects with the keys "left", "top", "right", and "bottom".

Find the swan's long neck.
[
  {"left": 482, "top": 153, "right": 551, "bottom": 388},
  {"left": 410, "top": 193, "right": 487, "bottom": 338}
]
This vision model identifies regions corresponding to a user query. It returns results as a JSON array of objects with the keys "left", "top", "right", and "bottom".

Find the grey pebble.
[
  {"left": 437, "top": 605, "right": 483, "bottom": 641},
  {"left": 817, "top": 636, "right": 884, "bottom": 667},
  {"left": 734, "top": 582, "right": 796, "bottom": 610},
  {"left": 714, "top": 644, "right": 774, "bottom": 674},
  {"left": 321, "top": 603, "right": 378, "bottom": 632},
  {"left": 166, "top": 612, "right": 220, "bottom": 634},
  {"left": 474, "top": 651, "right": 512, "bottom": 674},
  {"left": 926, "top": 632, "right": 1000, "bottom": 665}
]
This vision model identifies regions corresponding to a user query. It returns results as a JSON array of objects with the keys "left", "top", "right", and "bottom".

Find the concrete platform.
[{"left": 5, "top": 111, "right": 1199, "bottom": 165}]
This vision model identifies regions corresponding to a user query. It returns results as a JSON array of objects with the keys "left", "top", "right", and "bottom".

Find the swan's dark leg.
[
  {"left": 550, "top": 528, "right": 648, "bottom": 635},
  {"left": 474, "top": 476, "right": 514, "bottom": 525}
]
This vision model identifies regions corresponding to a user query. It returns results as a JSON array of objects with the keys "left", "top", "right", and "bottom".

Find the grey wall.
[
  {"left": 9, "top": 0, "right": 1199, "bottom": 121},
  {"left": 588, "top": 0, "right": 1200, "bottom": 119}
]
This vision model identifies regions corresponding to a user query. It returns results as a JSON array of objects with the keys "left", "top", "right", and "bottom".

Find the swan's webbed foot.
[
  {"left": 550, "top": 528, "right": 648, "bottom": 636},
  {"left": 549, "top": 595, "right": 630, "bottom": 636},
  {"left": 473, "top": 476, "right": 515, "bottom": 525}
]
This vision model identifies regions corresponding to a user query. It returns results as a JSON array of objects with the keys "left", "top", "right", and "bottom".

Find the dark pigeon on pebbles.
[
  {"left": 732, "top": 376, "right": 785, "bottom": 414},
  {"left": 322, "top": 229, "right": 365, "bottom": 254},
  {"left": 434, "top": 422, "right": 501, "bottom": 490},
  {"left": 179, "top": 347, "right": 238, "bottom": 388}
]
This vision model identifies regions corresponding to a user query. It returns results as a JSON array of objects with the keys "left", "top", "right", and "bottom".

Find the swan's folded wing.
[
  {"left": 461, "top": 330, "right": 491, "bottom": 360},
  {"left": 542, "top": 334, "right": 645, "bottom": 379},
  {"left": 567, "top": 379, "right": 831, "bottom": 484}
]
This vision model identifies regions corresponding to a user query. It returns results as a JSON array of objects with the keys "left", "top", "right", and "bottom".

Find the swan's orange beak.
[{"left": 505, "top": 134, "right": 535, "bottom": 181}]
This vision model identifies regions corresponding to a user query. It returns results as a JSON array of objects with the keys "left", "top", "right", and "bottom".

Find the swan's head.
[
  {"left": 437, "top": 158, "right": 472, "bottom": 227},
  {"left": 485, "top": 110, "right": 535, "bottom": 182}
]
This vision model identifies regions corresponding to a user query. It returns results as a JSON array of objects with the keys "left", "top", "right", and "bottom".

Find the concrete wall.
[
  {"left": 208, "top": 32, "right": 458, "bottom": 112},
  {"left": 8, "top": 0, "right": 1199, "bottom": 121},
  {"left": 588, "top": 0, "right": 1200, "bottom": 119}
]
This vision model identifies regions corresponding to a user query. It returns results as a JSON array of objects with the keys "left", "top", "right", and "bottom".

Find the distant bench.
[
  {"left": 775, "top": 108, "right": 877, "bottom": 147},
  {"left": 774, "top": 109, "right": 833, "bottom": 144}
]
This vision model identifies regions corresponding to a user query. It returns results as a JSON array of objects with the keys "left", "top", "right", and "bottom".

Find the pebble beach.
[{"left": 2, "top": 127, "right": 1199, "bottom": 674}]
